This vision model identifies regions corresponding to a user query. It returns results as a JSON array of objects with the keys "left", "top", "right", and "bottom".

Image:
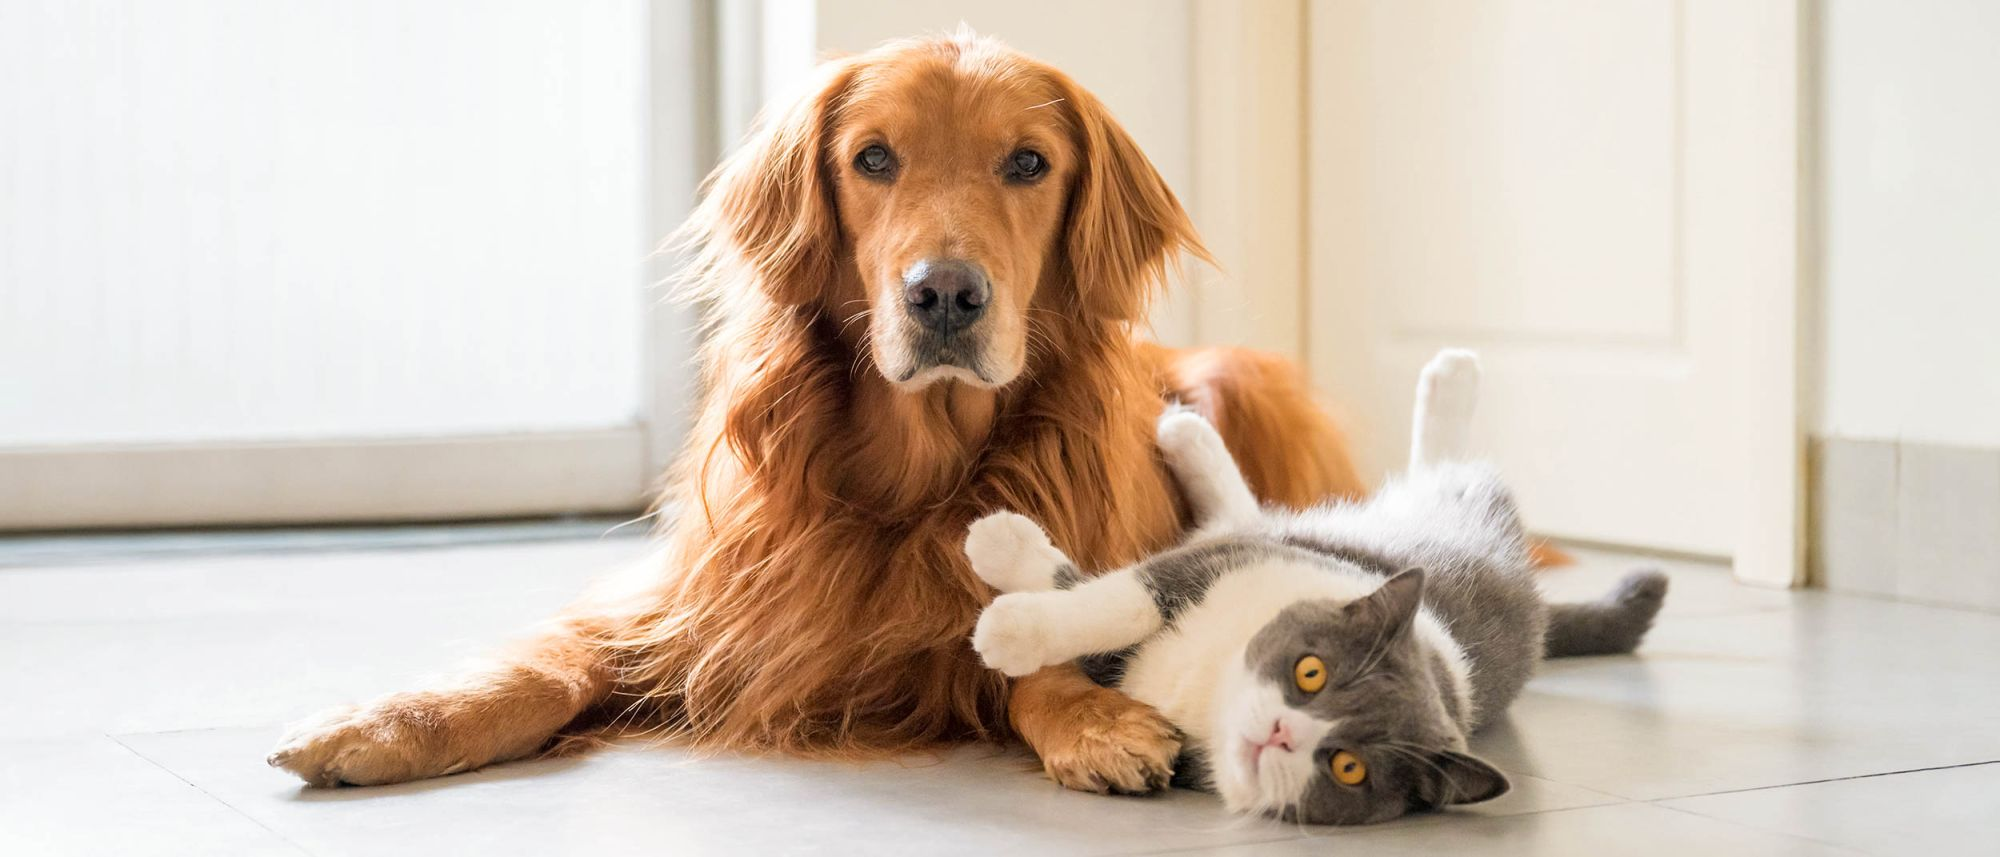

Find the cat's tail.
[
  {"left": 1410, "top": 349, "right": 1481, "bottom": 471},
  {"left": 1543, "top": 569, "right": 1670, "bottom": 657}
]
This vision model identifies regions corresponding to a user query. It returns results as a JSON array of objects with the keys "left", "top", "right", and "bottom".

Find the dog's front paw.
[
  {"left": 965, "top": 512, "right": 1065, "bottom": 594},
  {"left": 267, "top": 696, "right": 460, "bottom": 787},
  {"left": 972, "top": 593, "right": 1060, "bottom": 677},
  {"left": 1035, "top": 686, "right": 1181, "bottom": 795}
]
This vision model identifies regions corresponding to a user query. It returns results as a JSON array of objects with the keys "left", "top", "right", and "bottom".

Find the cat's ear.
[
  {"left": 1347, "top": 568, "right": 1426, "bottom": 637},
  {"left": 1415, "top": 749, "right": 1510, "bottom": 808}
]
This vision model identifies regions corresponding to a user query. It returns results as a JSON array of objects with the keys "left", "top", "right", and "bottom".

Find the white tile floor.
[{"left": 2, "top": 532, "right": 1994, "bottom": 856}]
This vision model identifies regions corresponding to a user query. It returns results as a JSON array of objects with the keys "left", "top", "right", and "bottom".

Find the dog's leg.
[
  {"left": 267, "top": 622, "right": 613, "bottom": 787},
  {"left": 1009, "top": 664, "right": 1180, "bottom": 795}
]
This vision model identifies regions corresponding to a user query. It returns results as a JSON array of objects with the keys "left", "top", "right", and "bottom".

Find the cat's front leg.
[
  {"left": 965, "top": 511, "right": 1075, "bottom": 594},
  {"left": 973, "top": 572, "right": 1165, "bottom": 677}
]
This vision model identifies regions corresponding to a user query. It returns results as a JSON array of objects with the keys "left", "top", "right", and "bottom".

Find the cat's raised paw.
[
  {"left": 972, "top": 593, "right": 1060, "bottom": 677},
  {"left": 1155, "top": 409, "right": 1227, "bottom": 462},
  {"left": 965, "top": 512, "right": 1067, "bottom": 594}
]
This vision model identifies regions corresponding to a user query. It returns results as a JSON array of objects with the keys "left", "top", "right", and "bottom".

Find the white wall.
[
  {"left": 1817, "top": 0, "right": 2000, "bottom": 448},
  {"left": 0, "top": 0, "right": 649, "bottom": 447}
]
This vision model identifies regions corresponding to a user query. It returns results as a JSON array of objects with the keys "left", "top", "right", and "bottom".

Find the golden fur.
[{"left": 268, "top": 32, "right": 1364, "bottom": 792}]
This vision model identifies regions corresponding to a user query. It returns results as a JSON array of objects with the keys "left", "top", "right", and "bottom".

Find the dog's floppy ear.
[
  {"left": 693, "top": 59, "right": 856, "bottom": 307},
  {"left": 1054, "top": 74, "right": 1209, "bottom": 321}
]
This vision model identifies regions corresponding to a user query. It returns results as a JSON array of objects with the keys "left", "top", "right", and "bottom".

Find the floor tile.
[
  {"left": 1539, "top": 547, "right": 1791, "bottom": 619},
  {"left": 121, "top": 724, "right": 1624, "bottom": 857},
  {"left": 125, "top": 727, "right": 1282, "bottom": 857},
  {"left": 1658, "top": 762, "right": 2000, "bottom": 856},
  {"left": 1174, "top": 802, "right": 1855, "bottom": 856},
  {"left": 0, "top": 736, "right": 301, "bottom": 857},
  {"left": 9, "top": 531, "right": 1994, "bottom": 854},
  {"left": 120, "top": 726, "right": 1616, "bottom": 857},
  {"left": 0, "top": 539, "right": 651, "bottom": 737},
  {"left": 1473, "top": 593, "right": 2000, "bottom": 799}
]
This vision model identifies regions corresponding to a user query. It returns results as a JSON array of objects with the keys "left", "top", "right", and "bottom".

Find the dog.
[{"left": 268, "top": 31, "right": 1364, "bottom": 793}]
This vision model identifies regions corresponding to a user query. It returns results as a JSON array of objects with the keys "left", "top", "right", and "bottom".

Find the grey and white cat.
[{"left": 963, "top": 350, "right": 1668, "bottom": 825}]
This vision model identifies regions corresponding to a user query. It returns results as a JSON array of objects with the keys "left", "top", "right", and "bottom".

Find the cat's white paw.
[
  {"left": 1155, "top": 409, "right": 1223, "bottom": 461},
  {"left": 1411, "top": 349, "right": 1482, "bottom": 469},
  {"left": 1418, "top": 349, "right": 1481, "bottom": 410},
  {"left": 1157, "top": 408, "right": 1261, "bottom": 532},
  {"left": 1157, "top": 410, "right": 1236, "bottom": 474},
  {"left": 965, "top": 512, "right": 1065, "bottom": 593},
  {"left": 972, "top": 593, "right": 1059, "bottom": 677}
]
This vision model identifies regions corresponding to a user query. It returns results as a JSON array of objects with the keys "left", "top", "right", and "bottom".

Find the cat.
[{"left": 962, "top": 349, "right": 1668, "bottom": 825}]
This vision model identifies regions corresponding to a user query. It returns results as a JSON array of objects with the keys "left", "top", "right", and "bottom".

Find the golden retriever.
[{"left": 268, "top": 31, "right": 1363, "bottom": 793}]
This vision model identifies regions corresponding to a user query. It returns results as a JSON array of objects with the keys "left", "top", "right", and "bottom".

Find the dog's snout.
[{"left": 902, "top": 259, "right": 990, "bottom": 335}]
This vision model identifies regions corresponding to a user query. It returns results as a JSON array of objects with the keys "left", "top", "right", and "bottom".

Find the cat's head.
[{"left": 1208, "top": 569, "right": 1510, "bottom": 825}]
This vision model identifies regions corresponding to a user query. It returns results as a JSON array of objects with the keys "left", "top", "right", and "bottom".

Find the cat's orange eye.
[
  {"left": 1330, "top": 750, "right": 1367, "bottom": 785},
  {"left": 1293, "top": 655, "right": 1327, "bottom": 693}
]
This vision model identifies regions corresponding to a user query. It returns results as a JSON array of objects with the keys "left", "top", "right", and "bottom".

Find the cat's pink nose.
[{"left": 1265, "top": 720, "right": 1294, "bottom": 752}]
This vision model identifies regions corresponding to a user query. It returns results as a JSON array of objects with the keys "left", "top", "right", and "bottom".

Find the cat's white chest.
[{"left": 1117, "top": 559, "right": 1381, "bottom": 747}]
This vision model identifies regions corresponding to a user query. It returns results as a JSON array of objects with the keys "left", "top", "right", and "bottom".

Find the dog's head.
[{"left": 692, "top": 32, "right": 1202, "bottom": 390}]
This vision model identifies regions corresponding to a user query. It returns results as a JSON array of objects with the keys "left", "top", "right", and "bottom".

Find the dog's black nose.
[{"left": 902, "top": 259, "right": 989, "bottom": 335}]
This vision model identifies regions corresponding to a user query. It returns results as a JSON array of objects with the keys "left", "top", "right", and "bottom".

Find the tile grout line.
[
  {"left": 1648, "top": 798, "right": 1874, "bottom": 856},
  {"left": 107, "top": 733, "right": 317, "bottom": 857},
  {"left": 1645, "top": 758, "right": 2000, "bottom": 802}
]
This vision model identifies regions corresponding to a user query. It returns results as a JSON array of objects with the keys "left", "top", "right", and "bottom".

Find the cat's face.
[{"left": 1208, "top": 570, "right": 1510, "bottom": 825}]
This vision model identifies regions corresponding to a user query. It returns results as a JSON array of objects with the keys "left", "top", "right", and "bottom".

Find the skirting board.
[
  {"left": 1810, "top": 436, "right": 2000, "bottom": 612},
  {"left": 0, "top": 428, "right": 652, "bottom": 531}
]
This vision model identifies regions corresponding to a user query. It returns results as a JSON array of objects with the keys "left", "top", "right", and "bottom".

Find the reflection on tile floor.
[{"left": 2, "top": 536, "right": 1993, "bottom": 855}]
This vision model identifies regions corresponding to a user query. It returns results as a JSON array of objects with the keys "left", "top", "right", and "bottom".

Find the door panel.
[{"left": 1308, "top": 0, "right": 1798, "bottom": 560}]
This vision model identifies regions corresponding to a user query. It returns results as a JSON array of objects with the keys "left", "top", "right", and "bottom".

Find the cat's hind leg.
[
  {"left": 1158, "top": 408, "right": 1262, "bottom": 536},
  {"left": 1544, "top": 570, "right": 1670, "bottom": 657},
  {"left": 1410, "top": 349, "right": 1481, "bottom": 471}
]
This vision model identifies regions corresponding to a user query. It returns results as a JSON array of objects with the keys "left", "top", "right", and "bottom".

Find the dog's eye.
[
  {"left": 855, "top": 144, "right": 896, "bottom": 178},
  {"left": 1006, "top": 149, "right": 1048, "bottom": 182}
]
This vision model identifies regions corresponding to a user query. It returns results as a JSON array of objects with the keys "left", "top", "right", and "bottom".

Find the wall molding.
[
  {"left": 0, "top": 429, "right": 650, "bottom": 532},
  {"left": 1811, "top": 436, "right": 2000, "bottom": 611}
]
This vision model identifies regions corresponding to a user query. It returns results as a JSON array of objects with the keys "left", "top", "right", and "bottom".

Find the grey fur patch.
[
  {"left": 1171, "top": 746, "right": 1211, "bottom": 790},
  {"left": 1050, "top": 563, "right": 1083, "bottom": 591},
  {"left": 1277, "top": 535, "right": 1401, "bottom": 578},
  {"left": 1077, "top": 646, "right": 1137, "bottom": 686},
  {"left": 1429, "top": 648, "right": 1463, "bottom": 727}
]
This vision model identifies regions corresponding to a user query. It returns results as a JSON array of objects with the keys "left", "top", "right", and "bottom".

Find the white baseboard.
[
  {"left": 1811, "top": 436, "right": 2000, "bottom": 611},
  {"left": 0, "top": 428, "right": 652, "bottom": 531}
]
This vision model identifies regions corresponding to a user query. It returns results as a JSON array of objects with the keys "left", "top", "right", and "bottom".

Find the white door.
[{"left": 1305, "top": 1, "right": 1799, "bottom": 580}]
